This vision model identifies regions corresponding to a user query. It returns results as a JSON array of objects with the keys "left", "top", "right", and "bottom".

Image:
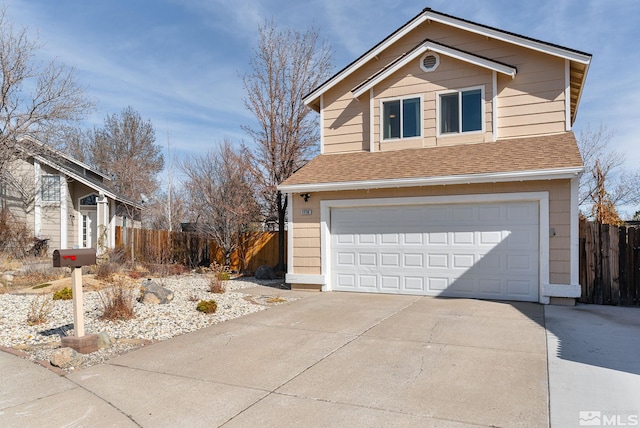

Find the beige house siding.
[
  {"left": 290, "top": 179, "right": 571, "bottom": 286},
  {"left": 321, "top": 20, "right": 567, "bottom": 155}
]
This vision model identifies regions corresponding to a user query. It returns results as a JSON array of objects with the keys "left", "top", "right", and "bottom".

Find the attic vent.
[{"left": 420, "top": 52, "right": 440, "bottom": 72}]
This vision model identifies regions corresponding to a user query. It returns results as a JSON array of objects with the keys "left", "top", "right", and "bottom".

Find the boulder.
[
  {"left": 50, "top": 347, "right": 84, "bottom": 369},
  {"left": 255, "top": 265, "right": 276, "bottom": 280},
  {"left": 2, "top": 273, "right": 14, "bottom": 283},
  {"left": 97, "top": 331, "right": 113, "bottom": 349},
  {"left": 139, "top": 279, "right": 174, "bottom": 304}
]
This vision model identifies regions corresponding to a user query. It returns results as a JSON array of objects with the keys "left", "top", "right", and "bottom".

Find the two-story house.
[
  {"left": 1, "top": 136, "right": 141, "bottom": 255},
  {"left": 278, "top": 7, "right": 591, "bottom": 304}
]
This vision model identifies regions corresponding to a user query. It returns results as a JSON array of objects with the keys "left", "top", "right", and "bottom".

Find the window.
[
  {"left": 382, "top": 96, "right": 421, "bottom": 140},
  {"left": 80, "top": 194, "right": 98, "bottom": 206},
  {"left": 41, "top": 175, "right": 60, "bottom": 202},
  {"left": 439, "top": 87, "right": 483, "bottom": 135}
]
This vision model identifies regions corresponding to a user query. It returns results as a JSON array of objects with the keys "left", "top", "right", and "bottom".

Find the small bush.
[
  {"left": 196, "top": 299, "right": 217, "bottom": 314},
  {"left": 216, "top": 271, "right": 231, "bottom": 281},
  {"left": 98, "top": 279, "right": 137, "bottom": 321},
  {"left": 53, "top": 287, "right": 73, "bottom": 300},
  {"left": 209, "top": 277, "right": 226, "bottom": 294},
  {"left": 27, "top": 294, "right": 54, "bottom": 325}
]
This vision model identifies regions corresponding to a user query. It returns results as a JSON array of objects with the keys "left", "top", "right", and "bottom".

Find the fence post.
[{"left": 618, "top": 226, "right": 627, "bottom": 306}]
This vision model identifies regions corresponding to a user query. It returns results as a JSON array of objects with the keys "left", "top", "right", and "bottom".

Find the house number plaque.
[{"left": 300, "top": 209, "right": 312, "bottom": 215}]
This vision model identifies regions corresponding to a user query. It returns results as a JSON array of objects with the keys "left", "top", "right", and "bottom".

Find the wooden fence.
[
  {"left": 579, "top": 220, "right": 640, "bottom": 306},
  {"left": 115, "top": 226, "right": 285, "bottom": 272}
]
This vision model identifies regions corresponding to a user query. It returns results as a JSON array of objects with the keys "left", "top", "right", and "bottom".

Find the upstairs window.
[
  {"left": 382, "top": 96, "right": 421, "bottom": 140},
  {"left": 439, "top": 87, "right": 483, "bottom": 135},
  {"left": 41, "top": 175, "right": 60, "bottom": 202}
]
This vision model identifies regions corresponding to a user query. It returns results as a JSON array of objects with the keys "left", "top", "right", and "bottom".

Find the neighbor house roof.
[
  {"left": 303, "top": 7, "right": 591, "bottom": 124},
  {"left": 278, "top": 133, "right": 584, "bottom": 193},
  {"left": 18, "top": 136, "right": 141, "bottom": 209}
]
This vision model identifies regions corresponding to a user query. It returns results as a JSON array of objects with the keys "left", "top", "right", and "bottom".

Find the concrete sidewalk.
[
  {"left": 1, "top": 288, "right": 549, "bottom": 427},
  {"left": 545, "top": 304, "right": 640, "bottom": 427}
]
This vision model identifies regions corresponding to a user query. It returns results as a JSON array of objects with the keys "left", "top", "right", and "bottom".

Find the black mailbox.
[{"left": 53, "top": 248, "right": 97, "bottom": 268}]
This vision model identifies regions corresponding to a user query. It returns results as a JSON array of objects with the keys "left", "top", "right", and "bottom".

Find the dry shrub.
[
  {"left": 13, "top": 263, "right": 64, "bottom": 288},
  {"left": 0, "top": 253, "right": 21, "bottom": 272},
  {"left": 145, "top": 263, "right": 188, "bottom": 277},
  {"left": 98, "top": 278, "right": 137, "bottom": 321},
  {"left": 27, "top": 294, "right": 54, "bottom": 325},
  {"left": 95, "top": 248, "right": 127, "bottom": 280},
  {"left": 209, "top": 276, "right": 226, "bottom": 294},
  {"left": 0, "top": 208, "right": 32, "bottom": 257},
  {"left": 208, "top": 261, "right": 230, "bottom": 294}
]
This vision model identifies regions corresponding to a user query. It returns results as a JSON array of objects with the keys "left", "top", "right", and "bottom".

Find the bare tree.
[
  {"left": 590, "top": 160, "right": 624, "bottom": 225},
  {"left": 181, "top": 140, "right": 261, "bottom": 267},
  {"left": 242, "top": 21, "right": 333, "bottom": 271},
  {"left": 0, "top": 5, "right": 92, "bottom": 186},
  {"left": 82, "top": 106, "right": 164, "bottom": 201},
  {"left": 143, "top": 187, "right": 188, "bottom": 231},
  {"left": 577, "top": 125, "right": 640, "bottom": 219}
]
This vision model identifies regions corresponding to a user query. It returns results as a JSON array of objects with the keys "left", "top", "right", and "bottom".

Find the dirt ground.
[{"left": 9, "top": 274, "right": 109, "bottom": 295}]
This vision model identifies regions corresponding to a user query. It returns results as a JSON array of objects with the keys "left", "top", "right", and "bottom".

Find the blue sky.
[{"left": 5, "top": 0, "right": 640, "bottom": 207}]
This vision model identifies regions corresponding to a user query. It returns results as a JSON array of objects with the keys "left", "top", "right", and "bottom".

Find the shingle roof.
[{"left": 280, "top": 133, "right": 583, "bottom": 190}]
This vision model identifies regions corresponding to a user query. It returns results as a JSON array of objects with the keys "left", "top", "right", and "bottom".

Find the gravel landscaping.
[{"left": 0, "top": 275, "right": 291, "bottom": 372}]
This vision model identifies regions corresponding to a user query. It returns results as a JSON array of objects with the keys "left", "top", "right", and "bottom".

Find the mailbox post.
[{"left": 53, "top": 248, "right": 97, "bottom": 353}]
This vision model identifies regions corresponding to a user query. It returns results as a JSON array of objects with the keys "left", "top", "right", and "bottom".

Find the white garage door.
[{"left": 331, "top": 201, "right": 539, "bottom": 301}]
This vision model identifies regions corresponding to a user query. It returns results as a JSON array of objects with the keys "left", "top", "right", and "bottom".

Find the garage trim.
[{"left": 320, "top": 192, "right": 551, "bottom": 303}]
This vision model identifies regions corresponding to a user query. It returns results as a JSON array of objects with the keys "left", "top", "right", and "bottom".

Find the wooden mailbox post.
[{"left": 53, "top": 248, "right": 98, "bottom": 353}]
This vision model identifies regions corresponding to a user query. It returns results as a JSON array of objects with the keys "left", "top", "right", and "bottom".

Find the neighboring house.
[
  {"left": 279, "top": 7, "right": 591, "bottom": 304},
  {"left": 0, "top": 136, "right": 141, "bottom": 254}
]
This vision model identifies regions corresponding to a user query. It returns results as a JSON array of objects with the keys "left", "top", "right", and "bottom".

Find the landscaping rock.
[
  {"left": 50, "top": 347, "right": 84, "bottom": 369},
  {"left": 255, "top": 265, "right": 276, "bottom": 280},
  {"left": 2, "top": 273, "right": 14, "bottom": 283},
  {"left": 97, "top": 331, "right": 113, "bottom": 349},
  {"left": 139, "top": 279, "right": 174, "bottom": 304}
]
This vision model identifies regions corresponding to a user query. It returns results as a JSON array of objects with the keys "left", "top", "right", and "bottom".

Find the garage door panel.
[
  {"left": 358, "top": 253, "right": 377, "bottom": 266},
  {"left": 404, "top": 276, "right": 425, "bottom": 291},
  {"left": 381, "top": 233, "right": 400, "bottom": 244},
  {"left": 403, "top": 253, "right": 424, "bottom": 267},
  {"left": 358, "top": 234, "right": 376, "bottom": 244},
  {"left": 331, "top": 202, "right": 539, "bottom": 301},
  {"left": 337, "top": 252, "right": 355, "bottom": 266},
  {"left": 337, "top": 274, "right": 356, "bottom": 288},
  {"left": 427, "top": 253, "right": 448, "bottom": 268},
  {"left": 452, "top": 254, "right": 475, "bottom": 269},
  {"left": 381, "top": 253, "right": 400, "bottom": 267},
  {"left": 428, "top": 277, "right": 449, "bottom": 291},
  {"left": 359, "top": 275, "right": 377, "bottom": 288},
  {"left": 404, "top": 233, "right": 423, "bottom": 244},
  {"left": 479, "top": 230, "right": 503, "bottom": 245},
  {"left": 452, "top": 231, "right": 475, "bottom": 245},
  {"left": 381, "top": 276, "right": 400, "bottom": 290}
]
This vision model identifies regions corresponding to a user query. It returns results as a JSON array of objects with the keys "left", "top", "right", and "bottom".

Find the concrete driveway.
[{"left": 1, "top": 288, "right": 549, "bottom": 427}]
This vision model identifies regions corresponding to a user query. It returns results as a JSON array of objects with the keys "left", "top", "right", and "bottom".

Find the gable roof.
[
  {"left": 18, "top": 136, "right": 141, "bottom": 208},
  {"left": 304, "top": 7, "right": 591, "bottom": 123},
  {"left": 279, "top": 133, "right": 583, "bottom": 193},
  {"left": 352, "top": 38, "right": 517, "bottom": 98}
]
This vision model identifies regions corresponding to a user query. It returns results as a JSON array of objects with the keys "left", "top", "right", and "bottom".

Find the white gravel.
[{"left": 0, "top": 275, "right": 290, "bottom": 371}]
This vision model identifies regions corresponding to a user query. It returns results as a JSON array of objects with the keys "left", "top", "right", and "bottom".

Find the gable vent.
[{"left": 420, "top": 52, "right": 440, "bottom": 72}]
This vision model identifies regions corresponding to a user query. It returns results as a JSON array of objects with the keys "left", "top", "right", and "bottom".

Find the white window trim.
[
  {"left": 41, "top": 174, "right": 61, "bottom": 204},
  {"left": 379, "top": 94, "right": 423, "bottom": 142},
  {"left": 436, "top": 85, "right": 485, "bottom": 137}
]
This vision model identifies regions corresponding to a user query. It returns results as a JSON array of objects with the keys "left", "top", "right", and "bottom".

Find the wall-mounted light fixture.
[{"left": 300, "top": 193, "right": 311, "bottom": 202}]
